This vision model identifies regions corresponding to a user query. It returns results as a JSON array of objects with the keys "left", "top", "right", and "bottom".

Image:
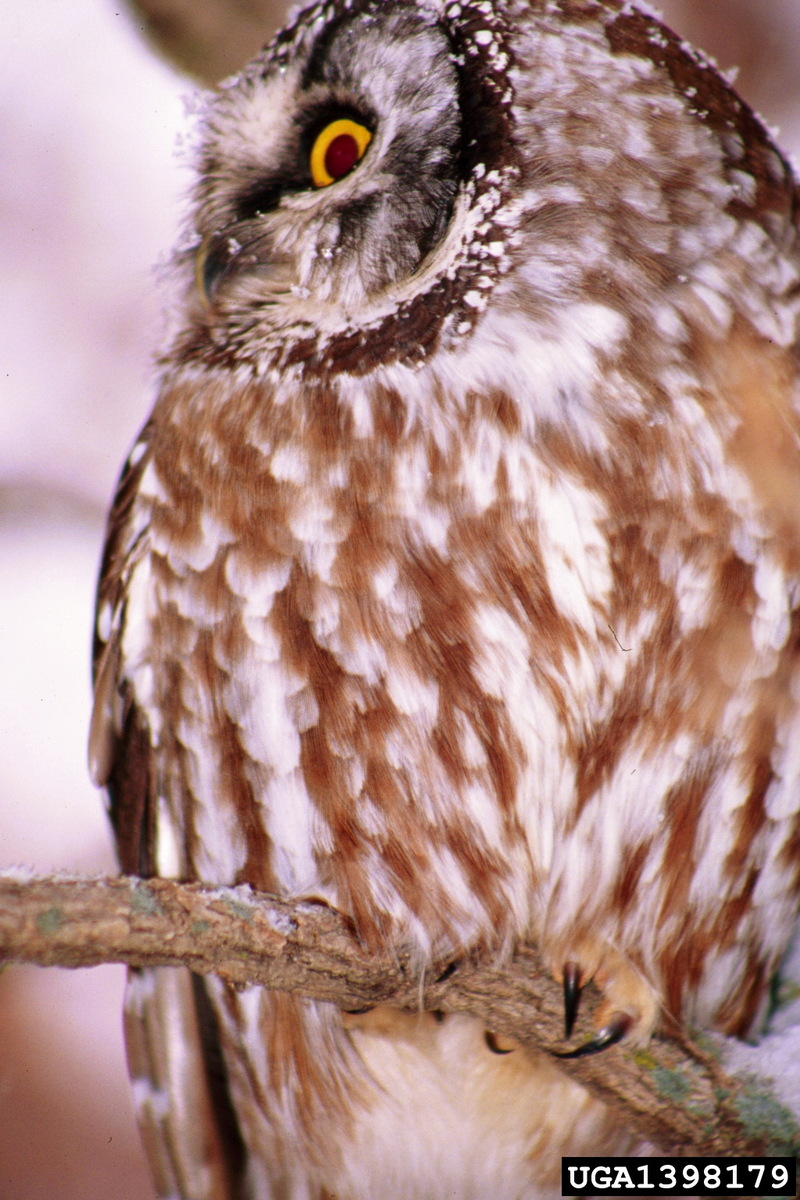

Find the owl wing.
[
  {"left": 89, "top": 430, "right": 245, "bottom": 1200},
  {"left": 89, "top": 424, "right": 156, "bottom": 874}
]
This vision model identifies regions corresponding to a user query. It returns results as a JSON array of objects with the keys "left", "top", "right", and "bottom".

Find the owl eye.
[{"left": 309, "top": 118, "right": 372, "bottom": 188}]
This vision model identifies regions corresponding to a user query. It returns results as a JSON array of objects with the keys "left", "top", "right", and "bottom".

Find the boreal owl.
[{"left": 89, "top": 0, "right": 800, "bottom": 1195}]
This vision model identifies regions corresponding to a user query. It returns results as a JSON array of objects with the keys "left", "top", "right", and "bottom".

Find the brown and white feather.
[{"left": 91, "top": 1, "right": 800, "bottom": 1196}]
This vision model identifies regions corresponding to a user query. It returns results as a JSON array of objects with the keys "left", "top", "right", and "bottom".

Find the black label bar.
[{"left": 561, "top": 1156, "right": 796, "bottom": 1197}]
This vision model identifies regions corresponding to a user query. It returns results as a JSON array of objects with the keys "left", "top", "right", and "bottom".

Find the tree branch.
[{"left": 1, "top": 870, "right": 797, "bottom": 1163}]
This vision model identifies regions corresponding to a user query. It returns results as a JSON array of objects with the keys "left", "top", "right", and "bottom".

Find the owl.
[{"left": 89, "top": 0, "right": 800, "bottom": 1196}]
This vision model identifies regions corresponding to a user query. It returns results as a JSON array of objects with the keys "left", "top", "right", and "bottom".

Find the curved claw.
[
  {"left": 485, "top": 1030, "right": 515, "bottom": 1055},
  {"left": 435, "top": 959, "right": 461, "bottom": 984},
  {"left": 551, "top": 1012, "right": 632, "bottom": 1059},
  {"left": 563, "top": 961, "right": 582, "bottom": 1039}
]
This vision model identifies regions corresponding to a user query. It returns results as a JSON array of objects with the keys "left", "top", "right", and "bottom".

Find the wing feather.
[{"left": 90, "top": 426, "right": 246, "bottom": 1199}]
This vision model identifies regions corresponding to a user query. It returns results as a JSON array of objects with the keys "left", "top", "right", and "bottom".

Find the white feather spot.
[
  {"left": 752, "top": 556, "right": 791, "bottom": 654},
  {"left": 268, "top": 768, "right": 326, "bottom": 892},
  {"left": 128, "top": 439, "right": 148, "bottom": 468},
  {"left": 154, "top": 797, "right": 183, "bottom": 877},
  {"left": 96, "top": 601, "right": 113, "bottom": 644},
  {"left": 137, "top": 460, "right": 168, "bottom": 503},
  {"left": 270, "top": 443, "right": 309, "bottom": 483},
  {"left": 385, "top": 661, "right": 439, "bottom": 721},
  {"left": 169, "top": 509, "right": 233, "bottom": 574},
  {"left": 131, "top": 1078, "right": 170, "bottom": 1122},
  {"left": 536, "top": 472, "right": 612, "bottom": 635},
  {"left": 225, "top": 550, "right": 291, "bottom": 612},
  {"left": 372, "top": 560, "right": 399, "bottom": 601}
]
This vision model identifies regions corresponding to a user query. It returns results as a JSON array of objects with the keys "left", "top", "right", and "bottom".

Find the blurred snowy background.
[{"left": 1, "top": 2, "right": 799, "bottom": 1197}]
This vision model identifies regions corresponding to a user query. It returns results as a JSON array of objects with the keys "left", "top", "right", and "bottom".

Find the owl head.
[
  {"left": 169, "top": 0, "right": 798, "bottom": 389},
  {"left": 175, "top": 0, "right": 520, "bottom": 375}
]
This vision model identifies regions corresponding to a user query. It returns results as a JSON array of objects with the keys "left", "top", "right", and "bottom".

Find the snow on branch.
[{"left": 0, "top": 870, "right": 796, "bottom": 1163}]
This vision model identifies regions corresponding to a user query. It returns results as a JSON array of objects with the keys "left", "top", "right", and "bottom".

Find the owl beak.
[
  {"left": 195, "top": 229, "right": 295, "bottom": 310},
  {"left": 195, "top": 231, "right": 247, "bottom": 307}
]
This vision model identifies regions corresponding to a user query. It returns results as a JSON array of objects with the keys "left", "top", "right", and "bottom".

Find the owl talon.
[
  {"left": 435, "top": 959, "right": 461, "bottom": 984},
  {"left": 551, "top": 1012, "right": 632, "bottom": 1059},
  {"left": 563, "top": 961, "right": 582, "bottom": 1038},
  {"left": 485, "top": 1030, "right": 516, "bottom": 1054}
]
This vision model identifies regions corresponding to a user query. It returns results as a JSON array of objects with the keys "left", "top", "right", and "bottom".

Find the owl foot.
[
  {"left": 551, "top": 1011, "right": 632, "bottom": 1058},
  {"left": 551, "top": 945, "right": 658, "bottom": 1056}
]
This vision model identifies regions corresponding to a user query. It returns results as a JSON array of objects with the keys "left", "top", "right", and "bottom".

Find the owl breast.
[{"left": 129, "top": 301, "right": 800, "bottom": 1036}]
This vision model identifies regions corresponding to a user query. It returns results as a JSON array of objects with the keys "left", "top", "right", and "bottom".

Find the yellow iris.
[{"left": 310, "top": 118, "right": 372, "bottom": 188}]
